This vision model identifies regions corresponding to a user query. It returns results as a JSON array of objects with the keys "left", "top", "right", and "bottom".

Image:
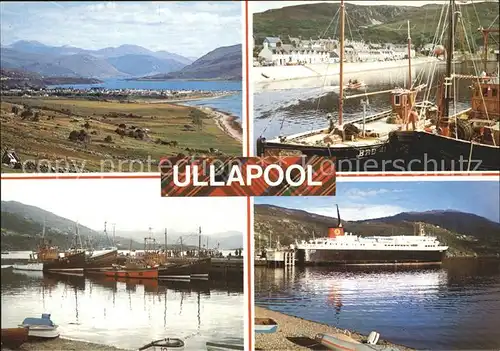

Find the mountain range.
[
  {"left": 253, "top": 2, "right": 499, "bottom": 49},
  {"left": 1, "top": 201, "right": 243, "bottom": 251},
  {"left": 255, "top": 204, "right": 500, "bottom": 257},
  {"left": 1, "top": 41, "right": 242, "bottom": 80},
  {"left": 139, "top": 44, "right": 242, "bottom": 81}
]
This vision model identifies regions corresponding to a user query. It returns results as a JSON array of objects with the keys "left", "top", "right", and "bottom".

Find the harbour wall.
[{"left": 253, "top": 57, "right": 441, "bottom": 91}]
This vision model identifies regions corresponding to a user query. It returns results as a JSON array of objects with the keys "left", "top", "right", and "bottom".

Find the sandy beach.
[
  {"left": 255, "top": 306, "right": 414, "bottom": 351},
  {"left": 4, "top": 337, "right": 128, "bottom": 351},
  {"left": 201, "top": 106, "right": 242, "bottom": 143}
]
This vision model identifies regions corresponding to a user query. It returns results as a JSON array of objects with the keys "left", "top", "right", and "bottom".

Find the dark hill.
[{"left": 141, "top": 44, "right": 242, "bottom": 81}]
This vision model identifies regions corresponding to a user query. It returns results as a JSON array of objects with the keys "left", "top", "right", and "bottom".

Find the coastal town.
[
  {"left": 0, "top": 86, "right": 237, "bottom": 102},
  {"left": 253, "top": 35, "right": 417, "bottom": 66}
]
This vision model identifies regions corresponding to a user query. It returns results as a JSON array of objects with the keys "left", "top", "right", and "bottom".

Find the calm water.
[
  {"left": 48, "top": 79, "right": 242, "bottom": 92},
  {"left": 1, "top": 268, "right": 244, "bottom": 350},
  {"left": 255, "top": 259, "right": 500, "bottom": 350},
  {"left": 182, "top": 92, "right": 242, "bottom": 120},
  {"left": 253, "top": 61, "right": 497, "bottom": 146}
]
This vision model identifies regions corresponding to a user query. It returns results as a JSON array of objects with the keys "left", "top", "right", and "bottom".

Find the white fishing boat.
[
  {"left": 12, "top": 262, "right": 44, "bottom": 271},
  {"left": 138, "top": 338, "right": 184, "bottom": 351},
  {"left": 206, "top": 338, "right": 244, "bottom": 351},
  {"left": 19, "top": 314, "right": 60, "bottom": 339}
]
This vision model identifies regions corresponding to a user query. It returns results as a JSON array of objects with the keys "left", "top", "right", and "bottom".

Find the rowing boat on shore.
[
  {"left": 315, "top": 333, "right": 400, "bottom": 351},
  {"left": 255, "top": 318, "right": 278, "bottom": 334},
  {"left": 1, "top": 327, "right": 29, "bottom": 349},
  {"left": 138, "top": 338, "right": 184, "bottom": 351},
  {"left": 206, "top": 338, "right": 244, "bottom": 350}
]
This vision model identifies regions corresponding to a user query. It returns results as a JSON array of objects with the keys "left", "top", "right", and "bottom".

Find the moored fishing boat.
[
  {"left": 85, "top": 249, "right": 119, "bottom": 272},
  {"left": 254, "top": 318, "right": 278, "bottom": 334},
  {"left": 18, "top": 314, "right": 59, "bottom": 339},
  {"left": 256, "top": 2, "right": 425, "bottom": 171},
  {"left": 104, "top": 265, "right": 158, "bottom": 279},
  {"left": 1, "top": 327, "right": 29, "bottom": 349},
  {"left": 12, "top": 262, "right": 44, "bottom": 271},
  {"left": 138, "top": 338, "right": 184, "bottom": 350},
  {"left": 158, "top": 258, "right": 211, "bottom": 280},
  {"left": 386, "top": 0, "right": 500, "bottom": 171},
  {"left": 43, "top": 250, "right": 86, "bottom": 273}
]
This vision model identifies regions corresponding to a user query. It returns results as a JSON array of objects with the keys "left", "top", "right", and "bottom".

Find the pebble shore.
[
  {"left": 7, "top": 338, "right": 128, "bottom": 351},
  {"left": 255, "top": 306, "right": 414, "bottom": 351}
]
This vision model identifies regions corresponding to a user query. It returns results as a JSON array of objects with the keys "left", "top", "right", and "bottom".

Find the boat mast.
[
  {"left": 198, "top": 226, "right": 202, "bottom": 258},
  {"left": 164, "top": 228, "right": 167, "bottom": 251},
  {"left": 407, "top": 20, "right": 412, "bottom": 89},
  {"left": 338, "top": 0, "right": 345, "bottom": 126},
  {"left": 443, "top": 0, "right": 455, "bottom": 121}
]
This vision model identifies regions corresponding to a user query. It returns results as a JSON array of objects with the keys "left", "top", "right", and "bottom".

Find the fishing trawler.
[
  {"left": 13, "top": 220, "right": 59, "bottom": 272},
  {"left": 291, "top": 205, "right": 448, "bottom": 265},
  {"left": 386, "top": 0, "right": 500, "bottom": 170},
  {"left": 85, "top": 222, "right": 119, "bottom": 272},
  {"left": 43, "top": 223, "right": 85, "bottom": 274},
  {"left": 256, "top": 0, "right": 427, "bottom": 171}
]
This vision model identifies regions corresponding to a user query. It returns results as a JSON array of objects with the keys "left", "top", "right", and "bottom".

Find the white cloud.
[
  {"left": 0, "top": 1, "right": 242, "bottom": 57},
  {"left": 1, "top": 178, "right": 246, "bottom": 236},
  {"left": 342, "top": 188, "right": 404, "bottom": 200},
  {"left": 305, "top": 204, "right": 407, "bottom": 221}
]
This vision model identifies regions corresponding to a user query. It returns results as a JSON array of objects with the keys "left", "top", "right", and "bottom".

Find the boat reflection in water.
[
  {"left": 2, "top": 269, "right": 244, "bottom": 350},
  {"left": 255, "top": 259, "right": 500, "bottom": 350}
]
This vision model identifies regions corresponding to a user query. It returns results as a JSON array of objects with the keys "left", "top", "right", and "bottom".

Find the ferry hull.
[
  {"left": 296, "top": 248, "right": 446, "bottom": 265},
  {"left": 387, "top": 131, "right": 500, "bottom": 171}
]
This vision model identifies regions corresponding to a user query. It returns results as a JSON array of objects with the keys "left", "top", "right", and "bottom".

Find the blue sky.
[
  {"left": 0, "top": 1, "right": 242, "bottom": 57},
  {"left": 255, "top": 181, "right": 500, "bottom": 223}
]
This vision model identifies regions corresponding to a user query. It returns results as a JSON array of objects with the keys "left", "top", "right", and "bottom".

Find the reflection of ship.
[
  {"left": 302, "top": 267, "right": 447, "bottom": 295},
  {"left": 292, "top": 205, "right": 448, "bottom": 265}
]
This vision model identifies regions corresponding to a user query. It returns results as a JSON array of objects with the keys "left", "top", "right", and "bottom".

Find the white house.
[{"left": 263, "top": 37, "right": 282, "bottom": 48}]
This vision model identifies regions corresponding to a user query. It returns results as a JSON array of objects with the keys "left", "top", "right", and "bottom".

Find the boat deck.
[{"left": 280, "top": 116, "right": 402, "bottom": 148}]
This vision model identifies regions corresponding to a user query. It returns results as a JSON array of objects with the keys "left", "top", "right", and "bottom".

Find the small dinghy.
[
  {"left": 138, "top": 338, "right": 184, "bottom": 351},
  {"left": 316, "top": 332, "right": 397, "bottom": 351},
  {"left": 1, "top": 327, "right": 29, "bottom": 349},
  {"left": 254, "top": 318, "right": 278, "bottom": 334},
  {"left": 19, "top": 313, "right": 59, "bottom": 339},
  {"left": 206, "top": 337, "right": 244, "bottom": 350}
]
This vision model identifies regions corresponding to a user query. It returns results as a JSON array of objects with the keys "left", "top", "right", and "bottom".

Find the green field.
[{"left": 1, "top": 97, "right": 241, "bottom": 172}]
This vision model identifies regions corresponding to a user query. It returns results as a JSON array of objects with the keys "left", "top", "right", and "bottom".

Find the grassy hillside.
[
  {"left": 254, "top": 205, "right": 500, "bottom": 257},
  {"left": 253, "top": 2, "right": 499, "bottom": 49},
  {"left": 0, "top": 97, "right": 241, "bottom": 173}
]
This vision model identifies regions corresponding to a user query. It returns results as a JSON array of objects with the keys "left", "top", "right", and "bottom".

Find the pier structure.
[{"left": 262, "top": 248, "right": 296, "bottom": 268}]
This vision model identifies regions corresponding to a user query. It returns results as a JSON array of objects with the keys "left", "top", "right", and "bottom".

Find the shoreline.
[
  {"left": 255, "top": 306, "right": 414, "bottom": 351},
  {"left": 10, "top": 337, "right": 128, "bottom": 351},
  {"left": 198, "top": 106, "right": 242, "bottom": 142},
  {"left": 138, "top": 91, "right": 238, "bottom": 104}
]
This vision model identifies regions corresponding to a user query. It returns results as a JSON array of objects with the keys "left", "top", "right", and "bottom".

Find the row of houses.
[{"left": 255, "top": 36, "right": 416, "bottom": 66}]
